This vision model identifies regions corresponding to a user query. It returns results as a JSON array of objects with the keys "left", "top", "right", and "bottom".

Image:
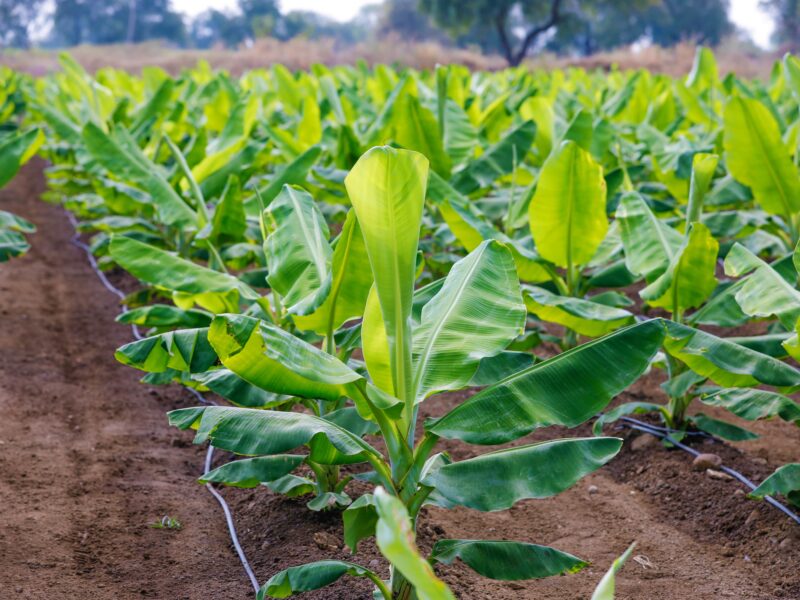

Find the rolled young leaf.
[
  {"left": 430, "top": 539, "right": 587, "bottom": 580},
  {"left": 426, "top": 320, "right": 665, "bottom": 445},
  {"left": 422, "top": 437, "right": 622, "bottom": 511},
  {"left": 345, "top": 146, "right": 428, "bottom": 408},
  {"left": 591, "top": 543, "right": 636, "bottom": 600}
]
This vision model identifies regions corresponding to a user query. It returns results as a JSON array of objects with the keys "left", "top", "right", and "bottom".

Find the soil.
[
  {"left": 2, "top": 161, "right": 799, "bottom": 599},
  {"left": 0, "top": 160, "right": 252, "bottom": 600}
]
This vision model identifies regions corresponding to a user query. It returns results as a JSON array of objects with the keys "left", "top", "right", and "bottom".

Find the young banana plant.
[
  {"left": 599, "top": 153, "right": 800, "bottom": 439},
  {"left": 167, "top": 147, "right": 665, "bottom": 599}
]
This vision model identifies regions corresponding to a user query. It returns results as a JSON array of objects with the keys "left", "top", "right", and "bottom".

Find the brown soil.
[
  {"left": 0, "top": 160, "right": 252, "bottom": 599},
  {"left": 2, "top": 161, "right": 798, "bottom": 599}
]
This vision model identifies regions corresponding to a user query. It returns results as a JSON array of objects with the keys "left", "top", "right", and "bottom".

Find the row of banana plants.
[{"left": 4, "top": 48, "right": 800, "bottom": 597}]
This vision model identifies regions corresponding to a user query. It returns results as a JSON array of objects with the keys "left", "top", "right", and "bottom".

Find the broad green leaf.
[
  {"left": 426, "top": 320, "right": 665, "bottom": 445},
  {"left": 115, "top": 328, "right": 216, "bottom": 373},
  {"left": 689, "top": 413, "right": 758, "bottom": 441},
  {"left": 393, "top": 93, "right": 451, "bottom": 177},
  {"left": 192, "top": 368, "right": 289, "bottom": 408},
  {"left": 523, "top": 286, "right": 634, "bottom": 337},
  {"left": 412, "top": 240, "right": 525, "bottom": 401},
  {"left": 209, "top": 175, "right": 246, "bottom": 243},
  {"left": 0, "top": 210, "right": 35, "bottom": 233},
  {"left": 429, "top": 174, "right": 549, "bottom": 282},
  {"left": 200, "top": 455, "right": 305, "bottom": 488},
  {"left": 430, "top": 539, "right": 587, "bottom": 580},
  {"left": 451, "top": 120, "right": 536, "bottom": 195},
  {"left": 209, "top": 314, "right": 400, "bottom": 417},
  {"left": 82, "top": 123, "right": 196, "bottom": 226},
  {"left": 109, "top": 236, "right": 258, "bottom": 307},
  {"left": 640, "top": 223, "right": 718, "bottom": 314},
  {"left": 591, "top": 543, "right": 636, "bottom": 600},
  {"left": 293, "top": 210, "right": 372, "bottom": 336},
  {"left": 345, "top": 146, "right": 428, "bottom": 406},
  {"left": 724, "top": 243, "right": 800, "bottom": 330},
  {"left": 264, "top": 185, "right": 332, "bottom": 314},
  {"left": 361, "top": 285, "right": 395, "bottom": 396},
  {"left": 253, "top": 145, "right": 322, "bottom": 207},
  {"left": 116, "top": 305, "right": 213, "bottom": 329},
  {"left": 616, "top": 191, "right": 683, "bottom": 280},
  {"left": 422, "top": 437, "right": 622, "bottom": 511},
  {"left": 259, "top": 561, "right": 384, "bottom": 600},
  {"left": 169, "top": 405, "right": 379, "bottom": 464},
  {"left": 373, "top": 488, "right": 456, "bottom": 600},
  {"left": 687, "top": 47, "right": 718, "bottom": 90},
  {"left": 700, "top": 388, "right": 800, "bottom": 425},
  {"left": 748, "top": 463, "right": 800, "bottom": 507},
  {"left": 529, "top": 140, "right": 608, "bottom": 269},
  {"left": 343, "top": 494, "right": 378, "bottom": 553},
  {"left": 723, "top": 96, "right": 800, "bottom": 219},
  {"left": 0, "top": 128, "right": 44, "bottom": 187},
  {"left": 663, "top": 321, "right": 800, "bottom": 388},
  {"left": 0, "top": 229, "right": 30, "bottom": 261}
]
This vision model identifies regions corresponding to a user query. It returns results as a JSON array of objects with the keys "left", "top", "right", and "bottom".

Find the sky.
[{"left": 172, "top": 0, "right": 776, "bottom": 49}]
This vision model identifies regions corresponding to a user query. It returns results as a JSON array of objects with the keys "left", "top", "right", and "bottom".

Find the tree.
[
  {"left": 420, "top": 0, "right": 566, "bottom": 66},
  {"left": 238, "top": 0, "right": 281, "bottom": 39},
  {"left": 50, "top": 0, "right": 186, "bottom": 47},
  {"left": 190, "top": 9, "right": 247, "bottom": 49},
  {"left": 546, "top": 0, "right": 733, "bottom": 55},
  {"left": 761, "top": 0, "right": 800, "bottom": 51},
  {"left": 379, "top": 0, "right": 445, "bottom": 42},
  {"left": 0, "top": 0, "right": 45, "bottom": 48}
]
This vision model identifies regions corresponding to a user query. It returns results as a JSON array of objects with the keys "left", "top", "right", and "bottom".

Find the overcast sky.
[{"left": 172, "top": 0, "right": 776, "bottom": 49}]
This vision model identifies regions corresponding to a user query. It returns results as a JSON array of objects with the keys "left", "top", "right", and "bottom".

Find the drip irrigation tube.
[
  {"left": 66, "top": 212, "right": 261, "bottom": 594},
  {"left": 616, "top": 415, "right": 800, "bottom": 526}
]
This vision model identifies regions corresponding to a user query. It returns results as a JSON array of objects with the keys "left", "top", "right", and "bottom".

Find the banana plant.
[
  {"left": 166, "top": 147, "right": 665, "bottom": 599},
  {"left": 599, "top": 152, "right": 800, "bottom": 437}
]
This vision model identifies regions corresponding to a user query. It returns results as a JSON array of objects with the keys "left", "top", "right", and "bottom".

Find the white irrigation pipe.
[
  {"left": 616, "top": 415, "right": 800, "bottom": 526},
  {"left": 66, "top": 212, "right": 261, "bottom": 594}
]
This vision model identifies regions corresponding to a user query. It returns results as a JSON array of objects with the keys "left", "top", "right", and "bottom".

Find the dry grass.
[{"left": 0, "top": 37, "right": 780, "bottom": 78}]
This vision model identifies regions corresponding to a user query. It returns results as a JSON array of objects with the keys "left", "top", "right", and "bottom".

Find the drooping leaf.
[
  {"left": 689, "top": 413, "right": 758, "bottom": 441},
  {"left": 430, "top": 539, "right": 587, "bottom": 580},
  {"left": 426, "top": 320, "right": 665, "bottom": 445},
  {"left": 422, "top": 437, "right": 622, "bottom": 511},
  {"left": 700, "top": 388, "right": 800, "bottom": 425},
  {"left": 200, "top": 455, "right": 305, "bottom": 488},
  {"left": 115, "top": 328, "right": 216, "bottom": 373},
  {"left": 523, "top": 286, "right": 634, "bottom": 337},
  {"left": 663, "top": 321, "right": 800, "bottom": 389},
  {"left": 259, "top": 561, "right": 383, "bottom": 600},
  {"left": 748, "top": 463, "right": 800, "bottom": 507}
]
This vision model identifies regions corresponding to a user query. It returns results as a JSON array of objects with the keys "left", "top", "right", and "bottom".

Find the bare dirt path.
[{"left": 0, "top": 160, "right": 251, "bottom": 600}]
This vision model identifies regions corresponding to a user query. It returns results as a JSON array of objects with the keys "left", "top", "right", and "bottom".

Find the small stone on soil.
[
  {"left": 631, "top": 433, "right": 659, "bottom": 451},
  {"left": 692, "top": 453, "right": 722, "bottom": 470},
  {"left": 588, "top": 485, "right": 599, "bottom": 494},
  {"left": 706, "top": 468, "right": 733, "bottom": 481}
]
